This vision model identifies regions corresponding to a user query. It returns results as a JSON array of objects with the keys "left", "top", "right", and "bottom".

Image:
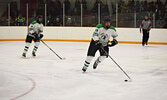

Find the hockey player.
[
  {"left": 140, "top": 15, "right": 152, "bottom": 46},
  {"left": 82, "top": 18, "right": 118, "bottom": 72},
  {"left": 22, "top": 15, "right": 44, "bottom": 57}
]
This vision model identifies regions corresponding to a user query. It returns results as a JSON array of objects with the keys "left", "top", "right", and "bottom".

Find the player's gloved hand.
[
  {"left": 108, "top": 39, "right": 118, "bottom": 47},
  {"left": 34, "top": 33, "right": 43, "bottom": 40},
  {"left": 38, "top": 34, "right": 44, "bottom": 40}
]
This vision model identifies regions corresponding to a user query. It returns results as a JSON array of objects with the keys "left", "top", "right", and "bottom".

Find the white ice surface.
[{"left": 0, "top": 41, "right": 167, "bottom": 100}]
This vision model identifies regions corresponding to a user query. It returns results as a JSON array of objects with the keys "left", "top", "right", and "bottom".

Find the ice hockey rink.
[{"left": 0, "top": 41, "right": 167, "bottom": 100}]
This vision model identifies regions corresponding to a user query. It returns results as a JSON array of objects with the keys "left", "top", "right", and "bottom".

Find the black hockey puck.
[{"left": 124, "top": 80, "right": 128, "bottom": 82}]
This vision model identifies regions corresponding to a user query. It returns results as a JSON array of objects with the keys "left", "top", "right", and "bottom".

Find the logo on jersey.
[
  {"left": 100, "top": 33, "right": 108, "bottom": 40},
  {"left": 101, "top": 35, "right": 106, "bottom": 39}
]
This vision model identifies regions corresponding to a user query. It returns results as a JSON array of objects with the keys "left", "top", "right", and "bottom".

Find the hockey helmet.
[
  {"left": 36, "top": 15, "right": 43, "bottom": 19},
  {"left": 36, "top": 15, "right": 43, "bottom": 23},
  {"left": 104, "top": 18, "right": 111, "bottom": 23},
  {"left": 103, "top": 18, "right": 111, "bottom": 29}
]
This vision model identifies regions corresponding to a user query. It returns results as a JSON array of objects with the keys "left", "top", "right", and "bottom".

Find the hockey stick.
[
  {"left": 41, "top": 40, "right": 65, "bottom": 60},
  {"left": 101, "top": 47, "right": 131, "bottom": 81}
]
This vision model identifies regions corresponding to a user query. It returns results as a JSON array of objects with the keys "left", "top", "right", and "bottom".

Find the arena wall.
[{"left": 0, "top": 26, "right": 167, "bottom": 45}]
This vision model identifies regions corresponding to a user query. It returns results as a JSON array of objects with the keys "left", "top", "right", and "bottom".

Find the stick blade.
[{"left": 61, "top": 58, "right": 66, "bottom": 60}]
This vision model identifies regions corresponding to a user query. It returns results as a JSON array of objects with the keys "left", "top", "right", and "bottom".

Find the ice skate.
[
  {"left": 146, "top": 42, "right": 148, "bottom": 45},
  {"left": 22, "top": 53, "right": 26, "bottom": 57},
  {"left": 82, "top": 66, "right": 87, "bottom": 72},
  {"left": 142, "top": 43, "right": 145, "bottom": 46},
  {"left": 32, "top": 51, "right": 36, "bottom": 57},
  {"left": 93, "top": 61, "right": 98, "bottom": 69}
]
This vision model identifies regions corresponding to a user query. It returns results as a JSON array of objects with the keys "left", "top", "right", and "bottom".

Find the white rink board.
[{"left": 0, "top": 26, "right": 167, "bottom": 43}]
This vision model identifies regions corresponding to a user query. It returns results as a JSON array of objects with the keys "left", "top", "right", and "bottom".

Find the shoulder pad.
[
  {"left": 96, "top": 24, "right": 103, "bottom": 28},
  {"left": 110, "top": 26, "right": 116, "bottom": 32},
  {"left": 31, "top": 20, "right": 37, "bottom": 24}
]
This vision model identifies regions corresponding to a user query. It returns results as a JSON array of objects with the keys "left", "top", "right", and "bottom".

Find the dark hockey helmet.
[
  {"left": 104, "top": 18, "right": 111, "bottom": 23},
  {"left": 36, "top": 15, "right": 43, "bottom": 23},
  {"left": 36, "top": 15, "right": 43, "bottom": 19},
  {"left": 103, "top": 18, "right": 111, "bottom": 29}
]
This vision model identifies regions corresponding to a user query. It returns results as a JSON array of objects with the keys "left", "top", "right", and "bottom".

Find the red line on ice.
[{"left": 0, "top": 70, "right": 36, "bottom": 100}]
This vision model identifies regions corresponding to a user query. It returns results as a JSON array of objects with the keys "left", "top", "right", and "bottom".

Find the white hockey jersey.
[
  {"left": 28, "top": 20, "right": 43, "bottom": 37},
  {"left": 92, "top": 24, "right": 118, "bottom": 46}
]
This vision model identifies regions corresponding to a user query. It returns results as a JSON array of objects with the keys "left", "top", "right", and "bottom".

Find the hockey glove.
[
  {"left": 108, "top": 39, "right": 118, "bottom": 47},
  {"left": 35, "top": 34, "right": 43, "bottom": 40},
  {"left": 39, "top": 34, "right": 44, "bottom": 40}
]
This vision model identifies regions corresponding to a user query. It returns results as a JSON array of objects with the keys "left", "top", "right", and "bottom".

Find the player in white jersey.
[
  {"left": 82, "top": 18, "right": 118, "bottom": 72},
  {"left": 22, "top": 15, "right": 44, "bottom": 57}
]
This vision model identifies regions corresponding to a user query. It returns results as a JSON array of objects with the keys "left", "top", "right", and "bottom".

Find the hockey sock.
[
  {"left": 95, "top": 56, "right": 107, "bottom": 64},
  {"left": 23, "top": 43, "right": 31, "bottom": 53},
  {"left": 33, "top": 42, "right": 40, "bottom": 52},
  {"left": 84, "top": 56, "right": 93, "bottom": 67}
]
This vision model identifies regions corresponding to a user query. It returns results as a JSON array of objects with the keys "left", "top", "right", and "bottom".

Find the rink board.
[{"left": 0, "top": 26, "right": 167, "bottom": 45}]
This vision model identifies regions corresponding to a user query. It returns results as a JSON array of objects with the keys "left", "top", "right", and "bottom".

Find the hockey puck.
[{"left": 124, "top": 80, "right": 128, "bottom": 82}]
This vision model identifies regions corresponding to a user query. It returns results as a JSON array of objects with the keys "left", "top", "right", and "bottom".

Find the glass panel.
[
  {"left": 110, "top": 1, "right": 116, "bottom": 27},
  {"left": 15, "top": 1, "right": 26, "bottom": 26},
  {"left": 100, "top": 3, "right": 108, "bottom": 23},
  {"left": 0, "top": 2, "right": 8, "bottom": 26},
  {"left": 154, "top": 2, "right": 167, "bottom": 28},
  {"left": 155, "top": 9, "right": 166, "bottom": 28},
  {"left": 28, "top": 2, "right": 45, "bottom": 26},
  {"left": 136, "top": 12, "right": 154, "bottom": 28},
  {"left": 46, "top": 0, "right": 62, "bottom": 26},
  {"left": 101, "top": 1, "right": 116, "bottom": 27},
  {"left": 72, "top": 0, "right": 81, "bottom": 26},
  {"left": 136, "top": 12, "right": 147, "bottom": 28},
  {"left": 117, "top": 0, "right": 134, "bottom": 27},
  {"left": 127, "top": 0, "right": 167, "bottom": 29},
  {"left": 1, "top": 0, "right": 167, "bottom": 28},
  {"left": 36, "top": 3, "right": 45, "bottom": 26},
  {"left": 27, "top": 3, "right": 37, "bottom": 25},
  {"left": 63, "top": 0, "right": 72, "bottom": 26},
  {"left": 83, "top": 0, "right": 98, "bottom": 27},
  {"left": 65, "top": 0, "right": 81, "bottom": 26},
  {"left": 148, "top": 11, "right": 154, "bottom": 28},
  {"left": 163, "top": 4, "right": 167, "bottom": 28}
]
